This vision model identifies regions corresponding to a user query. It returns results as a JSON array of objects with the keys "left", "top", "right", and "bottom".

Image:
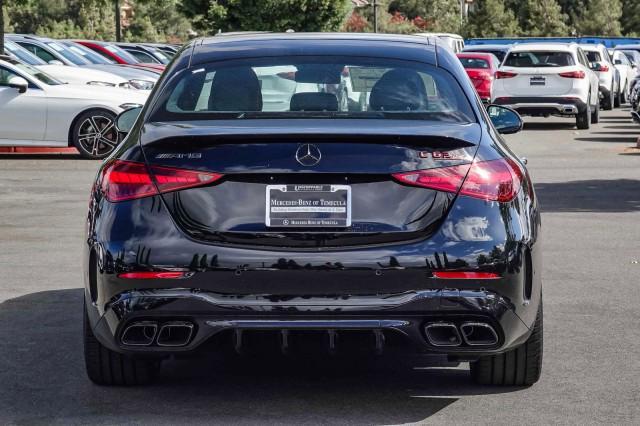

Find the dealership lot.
[{"left": 0, "top": 109, "right": 639, "bottom": 424}]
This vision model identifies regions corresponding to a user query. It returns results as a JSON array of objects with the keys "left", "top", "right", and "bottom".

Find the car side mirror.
[
  {"left": 115, "top": 106, "right": 143, "bottom": 134},
  {"left": 8, "top": 76, "right": 28, "bottom": 94},
  {"left": 48, "top": 59, "right": 64, "bottom": 65},
  {"left": 487, "top": 105, "right": 523, "bottom": 134}
]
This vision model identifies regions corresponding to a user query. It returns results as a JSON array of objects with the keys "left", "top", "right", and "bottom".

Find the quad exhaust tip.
[
  {"left": 424, "top": 323, "right": 462, "bottom": 347},
  {"left": 156, "top": 321, "right": 194, "bottom": 347},
  {"left": 460, "top": 322, "right": 499, "bottom": 346},
  {"left": 121, "top": 320, "right": 194, "bottom": 347},
  {"left": 121, "top": 321, "right": 158, "bottom": 346},
  {"left": 424, "top": 322, "right": 498, "bottom": 347}
]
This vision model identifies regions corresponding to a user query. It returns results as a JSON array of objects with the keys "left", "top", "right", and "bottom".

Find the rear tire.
[
  {"left": 576, "top": 104, "right": 591, "bottom": 129},
  {"left": 471, "top": 301, "right": 543, "bottom": 386},
  {"left": 84, "top": 299, "right": 160, "bottom": 385},
  {"left": 590, "top": 98, "right": 600, "bottom": 124},
  {"left": 72, "top": 109, "right": 119, "bottom": 160},
  {"left": 614, "top": 88, "right": 621, "bottom": 108},
  {"left": 602, "top": 89, "right": 614, "bottom": 110}
]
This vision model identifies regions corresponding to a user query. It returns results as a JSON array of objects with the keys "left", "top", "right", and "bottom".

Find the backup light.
[
  {"left": 392, "top": 158, "right": 524, "bottom": 203},
  {"left": 100, "top": 160, "right": 223, "bottom": 202}
]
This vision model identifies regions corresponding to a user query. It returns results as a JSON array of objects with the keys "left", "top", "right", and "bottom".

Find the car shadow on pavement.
[
  {"left": 574, "top": 136, "right": 638, "bottom": 143},
  {"left": 523, "top": 122, "right": 577, "bottom": 131},
  {"left": 536, "top": 179, "right": 640, "bottom": 213},
  {"left": 0, "top": 289, "right": 526, "bottom": 424}
]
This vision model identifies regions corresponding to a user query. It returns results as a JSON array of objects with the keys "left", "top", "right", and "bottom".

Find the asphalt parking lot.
[{"left": 1, "top": 109, "right": 639, "bottom": 425}]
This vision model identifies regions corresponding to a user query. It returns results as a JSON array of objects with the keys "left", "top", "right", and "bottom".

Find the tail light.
[
  {"left": 599, "top": 64, "right": 609, "bottom": 72},
  {"left": 432, "top": 271, "right": 500, "bottom": 279},
  {"left": 118, "top": 271, "right": 190, "bottom": 279},
  {"left": 495, "top": 71, "right": 517, "bottom": 79},
  {"left": 392, "top": 158, "right": 524, "bottom": 203},
  {"left": 100, "top": 160, "right": 223, "bottom": 202},
  {"left": 559, "top": 70, "right": 585, "bottom": 79}
]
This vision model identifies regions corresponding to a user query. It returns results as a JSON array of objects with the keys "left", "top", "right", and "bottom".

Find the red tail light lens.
[
  {"left": 495, "top": 71, "right": 517, "bottom": 79},
  {"left": 101, "top": 160, "right": 223, "bottom": 202},
  {"left": 559, "top": 70, "right": 585, "bottom": 79},
  {"left": 118, "top": 271, "right": 189, "bottom": 279},
  {"left": 432, "top": 271, "right": 501, "bottom": 279},
  {"left": 392, "top": 158, "right": 523, "bottom": 203},
  {"left": 599, "top": 64, "right": 609, "bottom": 72}
]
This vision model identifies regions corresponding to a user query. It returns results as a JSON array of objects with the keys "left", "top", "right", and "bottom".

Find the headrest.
[
  {"left": 209, "top": 67, "right": 263, "bottom": 111},
  {"left": 369, "top": 69, "right": 428, "bottom": 111},
  {"left": 290, "top": 92, "right": 339, "bottom": 112}
]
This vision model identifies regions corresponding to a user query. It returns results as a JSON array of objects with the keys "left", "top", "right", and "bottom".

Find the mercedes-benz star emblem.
[{"left": 295, "top": 144, "right": 322, "bottom": 167}]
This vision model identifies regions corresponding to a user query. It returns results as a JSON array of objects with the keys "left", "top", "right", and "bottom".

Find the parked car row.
[
  {"left": 457, "top": 41, "right": 640, "bottom": 129},
  {"left": 1, "top": 35, "right": 181, "bottom": 158}
]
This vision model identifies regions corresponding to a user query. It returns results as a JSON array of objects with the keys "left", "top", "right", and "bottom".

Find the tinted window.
[
  {"left": 126, "top": 49, "right": 159, "bottom": 64},
  {"left": 459, "top": 58, "right": 489, "bottom": 69},
  {"left": 151, "top": 57, "right": 475, "bottom": 124},
  {"left": 504, "top": 51, "right": 575, "bottom": 67},
  {"left": 585, "top": 51, "right": 602, "bottom": 62},
  {"left": 17, "top": 43, "right": 58, "bottom": 63},
  {"left": 46, "top": 42, "right": 90, "bottom": 65}
]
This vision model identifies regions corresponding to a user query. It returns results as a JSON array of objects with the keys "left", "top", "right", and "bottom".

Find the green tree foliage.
[
  {"left": 388, "top": 0, "right": 461, "bottom": 33},
  {"left": 621, "top": 0, "right": 640, "bottom": 36},
  {"left": 576, "top": 0, "right": 622, "bottom": 36},
  {"left": 466, "top": 0, "right": 520, "bottom": 38},
  {"left": 521, "top": 0, "right": 567, "bottom": 37},
  {"left": 182, "top": 0, "right": 350, "bottom": 34},
  {"left": 125, "top": 0, "right": 192, "bottom": 42}
]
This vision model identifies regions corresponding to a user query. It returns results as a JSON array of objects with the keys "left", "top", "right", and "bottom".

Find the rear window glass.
[
  {"left": 504, "top": 51, "right": 575, "bottom": 67},
  {"left": 150, "top": 56, "right": 475, "bottom": 123},
  {"left": 459, "top": 58, "right": 489, "bottom": 69},
  {"left": 585, "top": 51, "right": 602, "bottom": 62}
]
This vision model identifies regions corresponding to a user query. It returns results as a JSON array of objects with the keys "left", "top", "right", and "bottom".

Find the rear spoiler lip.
[{"left": 140, "top": 120, "right": 482, "bottom": 148}]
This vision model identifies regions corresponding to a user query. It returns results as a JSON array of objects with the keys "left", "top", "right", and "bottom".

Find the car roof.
[
  {"left": 190, "top": 32, "right": 440, "bottom": 67},
  {"left": 508, "top": 43, "right": 577, "bottom": 52},
  {"left": 463, "top": 44, "right": 511, "bottom": 51},
  {"left": 578, "top": 44, "right": 605, "bottom": 51},
  {"left": 457, "top": 52, "right": 495, "bottom": 59}
]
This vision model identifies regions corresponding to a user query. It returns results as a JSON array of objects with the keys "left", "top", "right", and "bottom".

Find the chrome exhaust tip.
[
  {"left": 460, "top": 322, "right": 499, "bottom": 346},
  {"left": 156, "top": 321, "right": 194, "bottom": 347},
  {"left": 121, "top": 321, "right": 158, "bottom": 346},
  {"left": 424, "top": 322, "right": 462, "bottom": 347}
]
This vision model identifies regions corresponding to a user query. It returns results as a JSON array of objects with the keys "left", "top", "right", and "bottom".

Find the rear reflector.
[
  {"left": 495, "top": 71, "right": 517, "bottom": 79},
  {"left": 392, "top": 158, "right": 523, "bottom": 202},
  {"left": 118, "top": 271, "right": 189, "bottom": 279},
  {"left": 432, "top": 271, "right": 501, "bottom": 279},
  {"left": 101, "top": 160, "right": 223, "bottom": 202},
  {"left": 559, "top": 70, "right": 585, "bottom": 79}
]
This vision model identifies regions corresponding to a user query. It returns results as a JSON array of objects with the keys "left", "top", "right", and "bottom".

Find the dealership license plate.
[
  {"left": 266, "top": 184, "right": 351, "bottom": 228},
  {"left": 530, "top": 76, "right": 546, "bottom": 86}
]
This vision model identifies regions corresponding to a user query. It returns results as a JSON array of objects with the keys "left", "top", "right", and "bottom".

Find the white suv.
[
  {"left": 580, "top": 44, "right": 620, "bottom": 109},
  {"left": 492, "top": 43, "right": 600, "bottom": 129}
]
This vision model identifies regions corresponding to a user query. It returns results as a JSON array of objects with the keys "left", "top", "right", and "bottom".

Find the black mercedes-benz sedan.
[{"left": 83, "top": 33, "right": 542, "bottom": 386}]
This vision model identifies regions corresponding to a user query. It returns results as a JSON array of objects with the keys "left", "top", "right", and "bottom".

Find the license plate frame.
[
  {"left": 265, "top": 184, "right": 351, "bottom": 228},
  {"left": 530, "top": 76, "right": 546, "bottom": 86}
]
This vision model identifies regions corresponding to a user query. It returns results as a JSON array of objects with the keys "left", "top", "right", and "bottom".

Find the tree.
[
  {"left": 125, "top": 0, "right": 193, "bottom": 43},
  {"left": 388, "top": 0, "right": 461, "bottom": 33},
  {"left": 466, "top": 0, "right": 521, "bottom": 38},
  {"left": 576, "top": 0, "right": 622, "bottom": 36},
  {"left": 521, "top": 0, "right": 567, "bottom": 37},
  {"left": 621, "top": 0, "right": 640, "bottom": 36},
  {"left": 182, "top": 0, "right": 351, "bottom": 35}
]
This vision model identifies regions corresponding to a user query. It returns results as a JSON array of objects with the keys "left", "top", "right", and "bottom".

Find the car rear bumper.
[
  {"left": 493, "top": 96, "right": 587, "bottom": 115},
  {"left": 89, "top": 286, "right": 533, "bottom": 359}
]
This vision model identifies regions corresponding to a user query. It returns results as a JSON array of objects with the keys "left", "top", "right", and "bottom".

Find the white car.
[
  {"left": 0, "top": 56, "right": 148, "bottom": 159},
  {"left": 611, "top": 50, "right": 636, "bottom": 103},
  {"left": 579, "top": 44, "right": 619, "bottom": 109},
  {"left": 414, "top": 33, "right": 465, "bottom": 53},
  {"left": 492, "top": 43, "right": 600, "bottom": 129}
]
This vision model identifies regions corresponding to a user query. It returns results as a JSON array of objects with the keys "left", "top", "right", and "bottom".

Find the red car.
[
  {"left": 457, "top": 52, "right": 500, "bottom": 103},
  {"left": 74, "top": 40, "right": 165, "bottom": 73}
]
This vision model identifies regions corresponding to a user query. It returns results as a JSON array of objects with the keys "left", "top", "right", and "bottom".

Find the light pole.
[
  {"left": 1, "top": 0, "right": 4, "bottom": 54},
  {"left": 373, "top": 0, "right": 378, "bottom": 33},
  {"left": 115, "top": 0, "right": 121, "bottom": 42}
]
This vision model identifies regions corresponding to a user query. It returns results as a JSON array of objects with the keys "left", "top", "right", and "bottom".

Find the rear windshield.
[
  {"left": 467, "top": 50, "right": 506, "bottom": 62},
  {"left": 150, "top": 56, "right": 475, "bottom": 123},
  {"left": 504, "top": 51, "right": 575, "bottom": 67},
  {"left": 459, "top": 58, "right": 489, "bottom": 69},
  {"left": 585, "top": 51, "right": 602, "bottom": 62}
]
